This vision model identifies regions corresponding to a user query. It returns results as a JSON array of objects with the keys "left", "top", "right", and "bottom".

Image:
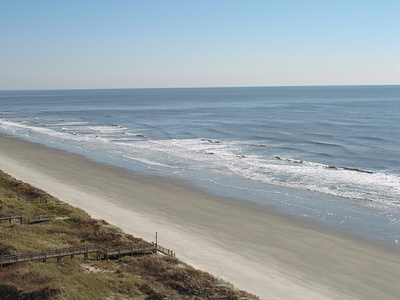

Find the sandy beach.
[{"left": 1, "top": 133, "right": 399, "bottom": 300}]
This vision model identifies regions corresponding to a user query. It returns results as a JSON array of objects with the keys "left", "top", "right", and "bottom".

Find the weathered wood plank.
[{"left": 0, "top": 243, "right": 175, "bottom": 267}]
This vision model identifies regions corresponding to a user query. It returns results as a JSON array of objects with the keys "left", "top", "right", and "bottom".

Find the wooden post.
[
  {"left": 84, "top": 247, "right": 88, "bottom": 260},
  {"left": 155, "top": 232, "right": 158, "bottom": 255}
]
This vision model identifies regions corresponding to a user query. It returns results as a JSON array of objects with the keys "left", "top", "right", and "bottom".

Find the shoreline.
[{"left": 1, "top": 133, "right": 400, "bottom": 299}]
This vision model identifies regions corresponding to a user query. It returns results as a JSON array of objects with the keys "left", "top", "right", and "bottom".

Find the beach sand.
[{"left": 1, "top": 133, "right": 400, "bottom": 300}]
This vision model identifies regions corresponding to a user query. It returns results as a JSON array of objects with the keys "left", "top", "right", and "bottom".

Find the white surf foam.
[{"left": 1, "top": 118, "right": 399, "bottom": 211}]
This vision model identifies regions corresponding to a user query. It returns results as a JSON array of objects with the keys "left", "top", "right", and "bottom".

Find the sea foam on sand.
[{"left": 1, "top": 133, "right": 400, "bottom": 300}]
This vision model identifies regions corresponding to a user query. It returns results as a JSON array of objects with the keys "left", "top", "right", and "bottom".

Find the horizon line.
[{"left": 1, "top": 83, "right": 400, "bottom": 92}]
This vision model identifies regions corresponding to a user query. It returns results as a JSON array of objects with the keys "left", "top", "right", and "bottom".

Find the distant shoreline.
[{"left": 1, "top": 132, "right": 400, "bottom": 299}]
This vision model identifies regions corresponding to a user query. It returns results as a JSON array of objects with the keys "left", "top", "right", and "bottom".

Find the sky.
[{"left": 1, "top": 0, "right": 399, "bottom": 90}]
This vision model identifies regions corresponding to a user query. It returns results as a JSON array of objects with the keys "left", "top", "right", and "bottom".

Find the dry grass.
[{"left": 0, "top": 170, "right": 259, "bottom": 299}]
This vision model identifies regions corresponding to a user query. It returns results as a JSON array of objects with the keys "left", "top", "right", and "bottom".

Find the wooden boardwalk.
[
  {"left": 27, "top": 215, "right": 53, "bottom": 224},
  {"left": 0, "top": 214, "right": 53, "bottom": 225},
  {"left": 0, "top": 243, "right": 175, "bottom": 267}
]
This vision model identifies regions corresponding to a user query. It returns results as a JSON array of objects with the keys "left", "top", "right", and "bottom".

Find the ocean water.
[{"left": 1, "top": 86, "right": 400, "bottom": 247}]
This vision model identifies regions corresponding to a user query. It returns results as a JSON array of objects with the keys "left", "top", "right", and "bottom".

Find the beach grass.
[{"left": 0, "top": 170, "right": 259, "bottom": 299}]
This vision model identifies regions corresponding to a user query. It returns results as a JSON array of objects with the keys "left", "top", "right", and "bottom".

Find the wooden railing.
[
  {"left": 0, "top": 214, "right": 53, "bottom": 225},
  {"left": 157, "top": 244, "right": 175, "bottom": 257},
  {"left": 0, "top": 243, "right": 175, "bottom": 267},
  {"left": 0, "top": 215, "right": 23, "bottom": 225},
  {"left": 27, "top": 215, "right": 53, "bottom": 224}
]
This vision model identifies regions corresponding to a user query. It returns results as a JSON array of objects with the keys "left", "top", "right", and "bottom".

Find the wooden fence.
[{"left": 0, "top": 243, "right": 175, "bottom": 267}]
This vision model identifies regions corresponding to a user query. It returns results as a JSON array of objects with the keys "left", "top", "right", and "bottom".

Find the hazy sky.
[{"left": 1, "top": 0, "right": 399, "bottom": 90}]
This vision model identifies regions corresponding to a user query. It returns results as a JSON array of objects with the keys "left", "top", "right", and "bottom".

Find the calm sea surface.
[{"left": 1, "top": 86, "right": 399, "bottom": 247}]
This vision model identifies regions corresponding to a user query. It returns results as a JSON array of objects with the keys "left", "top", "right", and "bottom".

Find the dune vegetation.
[{"left": 0, "top": 170, "right": 258, "bottom": 300}]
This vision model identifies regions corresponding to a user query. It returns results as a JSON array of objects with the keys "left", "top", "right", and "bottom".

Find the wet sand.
[{"left": 1, "top": 133, "right": 400, "bottom": 300}]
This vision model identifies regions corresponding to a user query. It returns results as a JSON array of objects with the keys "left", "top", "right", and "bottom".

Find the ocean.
[{"left": 1, "top": 85, "right": 399, "bottom": 247}]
